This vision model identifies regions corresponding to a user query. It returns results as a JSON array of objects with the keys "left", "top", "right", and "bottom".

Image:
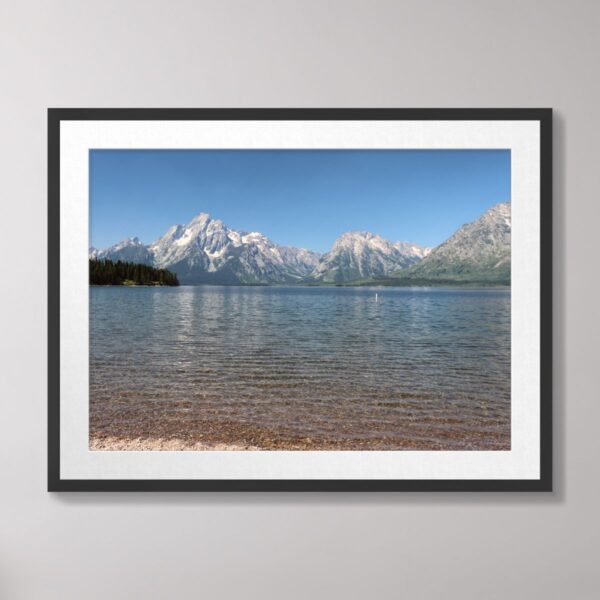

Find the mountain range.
[{"left": 90, "top": 202, "right": 510, "bottom": 285}]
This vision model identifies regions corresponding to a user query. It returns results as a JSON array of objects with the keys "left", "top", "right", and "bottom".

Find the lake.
[{"left": 90, "top": 286, "right": 511, "bottom": 450}]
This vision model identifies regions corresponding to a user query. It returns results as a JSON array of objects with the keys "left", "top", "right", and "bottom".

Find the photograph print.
[
  {"left": 89, "top": 148, "right": 511, "bottom": 452},
  {"left": 49, "top": 109, "right": 551, "bottom": 491}
]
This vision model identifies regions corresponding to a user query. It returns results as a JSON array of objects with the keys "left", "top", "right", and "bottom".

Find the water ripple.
[{"left": 90, "top": 286, "right": 510, "bottom": 450}]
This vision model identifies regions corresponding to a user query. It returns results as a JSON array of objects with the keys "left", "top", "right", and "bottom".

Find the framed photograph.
[{"left": 48, "top": 108, "right": 552, "bottom": 491}]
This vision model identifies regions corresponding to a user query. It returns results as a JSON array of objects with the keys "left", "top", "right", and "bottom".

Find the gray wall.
[{"left": 0, "top": 1, "right": 597, "bottom": 598}]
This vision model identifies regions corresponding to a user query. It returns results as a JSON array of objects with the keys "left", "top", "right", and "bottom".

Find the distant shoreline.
[
  {"left": 90, "top": 282, "right": 510, "bottom": 289},
  {"left": 90, "top": 283, "right": 176, "bottom": 287}
]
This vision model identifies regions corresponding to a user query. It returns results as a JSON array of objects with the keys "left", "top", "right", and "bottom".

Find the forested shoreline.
[{"left": 90, "top": 259, "right": 179, "bottom": 286}]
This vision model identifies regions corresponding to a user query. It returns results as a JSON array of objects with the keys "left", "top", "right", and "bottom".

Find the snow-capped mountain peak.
[
  {"left": 150, "top": 213, "right": 237, "bottom": 267},
  {"left": 393, "top": 241, "right": 432, "bottom": 259},
  {"left": 92, "top": 236, "right": 153, "bottom": 265},
  {"left": 312, "top": 231, "right": 431, "bottom": 282},
  {"left": 93, "top": 211, "right": 321, "bottom": 284},
  {"left": 333, "top": 231, "right": 394, "bottom": 252},
  {"left": 189, "top": 212, "right": 211, "bottom": 225}
]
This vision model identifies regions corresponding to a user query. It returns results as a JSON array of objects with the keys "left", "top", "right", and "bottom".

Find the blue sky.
[{"left": 90, "top": 149, "right": 510, "bottom": 252}]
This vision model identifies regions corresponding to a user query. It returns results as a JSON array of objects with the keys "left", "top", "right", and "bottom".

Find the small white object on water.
[{"left": 375, "top": 293, "right": 378, "bottom": 302}]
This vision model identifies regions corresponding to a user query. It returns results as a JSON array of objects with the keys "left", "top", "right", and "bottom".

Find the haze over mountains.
[{"left": 90, "top": 202, "right": 511, "bottom": 285}]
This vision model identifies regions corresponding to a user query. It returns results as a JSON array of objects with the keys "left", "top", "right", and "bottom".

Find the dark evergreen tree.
[{"left": 89, "top": 259, "right": 179, "bottom": 286}]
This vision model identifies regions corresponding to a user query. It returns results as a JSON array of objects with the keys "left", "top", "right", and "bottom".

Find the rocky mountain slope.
[
  {"left": 311, "top": 232, "right": 430, "bottom": 283},
  {"left": 396, "top": 202, "right": 511, "bottom": 283},
  {"left": 91, "top": 237, "right": 154, "bottom": 265}
]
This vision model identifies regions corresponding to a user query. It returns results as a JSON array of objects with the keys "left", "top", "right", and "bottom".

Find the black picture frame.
[{"left": 48, "top": 108, "right": 552, "bottom": 492}]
